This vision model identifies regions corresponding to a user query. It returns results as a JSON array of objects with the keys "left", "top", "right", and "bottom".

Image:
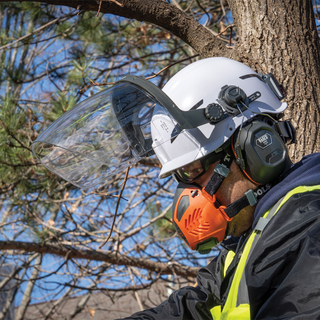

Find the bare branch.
[
  {"left": 0, "top": 241, "right": 198, "bottom": 278},
  {"left": 0, "top": 13, "right": 76, "bottom": 51},
  {"left": 99, "top": 167, "right": 130, "bottom": 248}
]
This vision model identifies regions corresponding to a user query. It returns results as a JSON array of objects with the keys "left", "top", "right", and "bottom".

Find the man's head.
[{"left": 150, "top": 57, "right": 294, "bottom": 253}]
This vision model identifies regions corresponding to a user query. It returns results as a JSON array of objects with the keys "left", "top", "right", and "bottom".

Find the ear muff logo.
[{"left": 255, "top": 132, "right": 273, "bottom": 149}]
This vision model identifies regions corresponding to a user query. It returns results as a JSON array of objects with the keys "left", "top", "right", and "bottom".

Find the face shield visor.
[
  {"left": 32, "top": 76, "right": 208, "bottom": 188},
  {"left": 32, "top": 82, "right": 169, "bottom": 188}
]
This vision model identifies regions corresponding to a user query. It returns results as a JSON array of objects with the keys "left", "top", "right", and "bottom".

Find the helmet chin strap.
[{"left": 202, "top": 148, "right": 273, "bottom": 221}]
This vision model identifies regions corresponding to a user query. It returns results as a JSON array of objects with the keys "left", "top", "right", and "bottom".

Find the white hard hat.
[{"left": 151, "top": 57, "right": 287, "bottom": 178}]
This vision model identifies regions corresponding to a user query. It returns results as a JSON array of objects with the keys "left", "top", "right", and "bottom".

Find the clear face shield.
[{"left": 32, "top": 80, "right": 179, "bottom": 188}]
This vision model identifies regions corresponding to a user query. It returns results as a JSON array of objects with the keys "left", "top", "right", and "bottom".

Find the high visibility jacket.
[
  {"left": 211, "top": 185, "right": 320, "bottom": 320},
  {"left": 120, "top": 153, "right": 320, "bottom": 320}
]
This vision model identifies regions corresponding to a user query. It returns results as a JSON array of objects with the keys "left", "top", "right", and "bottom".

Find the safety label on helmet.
[
  {"left": 160, "top": 120, "right": 169, "bottom": 133},
  {"left": 255, "top": 133, "right": 272, "bottom": 149}
]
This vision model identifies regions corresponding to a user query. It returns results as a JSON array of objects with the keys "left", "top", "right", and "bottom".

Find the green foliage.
[
  {"left": 0, "top": 95, "right": 30, "bottom": 182},
  {"left": 20, "top": 2, "right": 49, "bottom": 23},
  {"left": 67, "top": 58, "right": 96, "bottom": 88},
  {"left": 155, "top": 210, "right": 176, "bottom": 239},
  {"left": 147, "top": 201, "right": 176, "bottom": 240},
  {"left": 45, "top": 92, "right": 78, "bottom": 122},
  {"left": 0, "top": 0, "right": 201, "bottom": 238},
  {"left": 0, "top": 1, "right": 237, "bottom": 313}
]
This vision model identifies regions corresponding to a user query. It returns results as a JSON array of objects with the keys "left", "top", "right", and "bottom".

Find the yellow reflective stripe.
[
  {"left": 269, "top": 185, "right": 320, "bottom": 218},
  {"left": 224, "top": 251, "right": 235, "bottom": 278},
  {"left": 211, "top": 251, "right": 235, "bottom": 319},
  {"left": 211, "top": 305, "right": 221, "bottom": 320},
  {"left": 220, "top": 304, "right": 250, "bottom": 320},
  {"left": 221, "top": 231, "right": 256, "bottom": 314},
  {"left": 212, "top": 185, "right": 320, "bottom": 319},
  {"left": 221, "top": 208, "right": 273, "bottom": 318}
]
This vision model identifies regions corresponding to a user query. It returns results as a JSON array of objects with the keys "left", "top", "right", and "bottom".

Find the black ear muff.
[{"left": 232, "top": 119, "right": 291, "bottom": 185}]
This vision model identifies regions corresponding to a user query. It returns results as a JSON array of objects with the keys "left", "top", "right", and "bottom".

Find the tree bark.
[
  {"left": 229, "top": 0, "right": 320, "bottom": 161},
  {"left": 0, "top": 240, "right": 198, "bottom": 278}
]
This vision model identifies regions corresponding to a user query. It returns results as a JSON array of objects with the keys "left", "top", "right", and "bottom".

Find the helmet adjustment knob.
[
  {"left": 205, "top": 103, "right": 224, "bottom": 123},
  {"left": 218, "top": 85, "right": 247, "bottom": 115}
]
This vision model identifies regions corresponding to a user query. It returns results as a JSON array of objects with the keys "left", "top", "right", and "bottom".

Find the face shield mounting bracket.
[{"left": 118, "top": 75, "right": 211, "bottom": 130}]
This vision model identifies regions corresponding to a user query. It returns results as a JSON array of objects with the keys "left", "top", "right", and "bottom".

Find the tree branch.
[
  {"left": 0, "top": 13, "right": 76, "bottom": 51},
  {"left": 0, "top": 241, "right": 199, "bottom": 278},
  {"left": 0, "top": 0, "right": 230, "bottom": 58}
]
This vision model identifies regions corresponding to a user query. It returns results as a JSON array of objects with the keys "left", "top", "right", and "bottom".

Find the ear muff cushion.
[{"left": 233, "top": 120, "right": 290, "bottom": 185}]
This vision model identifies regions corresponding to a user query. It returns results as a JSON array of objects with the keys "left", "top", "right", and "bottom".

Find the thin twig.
[
  {"left": 184, "top": 0, "right": 195, "bottom": 12},
  {"left": 220, "top": 0, "right": 227, "bottom": 18},
  {"left": 97, "top": 0, "right": 103, "bottom": 16},
  {"left": 0, "top": 13, "right": 76, "bottom": 51},
  {"left": 196, "top": 0, "right": 211, "bottom": 27},
  {"left": 79, "top": 81, "right": 112, "bottom": 93},
  {"left": 229, "top": 26, "right": 233, "bottom": 46},
  {"left": 46, "top": 61, "right": 62, "bottom": 92},
  {"left": 110, "top": 0, "right": 126, "bottom": 7},
  {"left": 80, "top": 54, "right": 199, "bottom": 92},
  {"left": 99, "top": 167, "right": 130, "bottom": 249},
  {"left": 216, "top": 24, "right": 235, "bottom": 37},
  {"left": 128, "top": 267, "right": 144, "bottom": 311},
  {"left": 97, "top": 0, "right": 126, "bottom": 16},
  {"left": 171, "top": 0, "right": 184, "bottom": 11},
  {"left": 145, "top": 54, "right": 199, "bottom": 80}
]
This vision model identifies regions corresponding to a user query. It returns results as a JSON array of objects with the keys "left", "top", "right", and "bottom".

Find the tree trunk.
[{"left": 229, "top": 0, "right": 320, "bottom": 161}]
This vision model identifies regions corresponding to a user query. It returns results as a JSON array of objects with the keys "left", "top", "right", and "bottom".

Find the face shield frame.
[{"left": 117, "top": 75, "right": 210, "bottom": 130}]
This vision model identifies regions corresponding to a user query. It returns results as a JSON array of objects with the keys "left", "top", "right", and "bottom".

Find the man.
[{"left": 33, "top": 58, "right": 320, "bottom": 319}]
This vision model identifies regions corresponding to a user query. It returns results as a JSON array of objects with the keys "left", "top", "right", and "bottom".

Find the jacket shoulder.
[{"left": 247, "top": 188, "right": 320, "bottom": 319}]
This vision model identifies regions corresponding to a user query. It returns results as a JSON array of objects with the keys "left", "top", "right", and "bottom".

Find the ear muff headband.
[{"left": 232, "top": 119, "right": 290, "bottom": 185}]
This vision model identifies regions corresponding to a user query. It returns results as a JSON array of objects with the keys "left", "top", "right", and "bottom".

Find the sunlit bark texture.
[{"left": 229, "top": 0, "right": 320, "bottom": 161}]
